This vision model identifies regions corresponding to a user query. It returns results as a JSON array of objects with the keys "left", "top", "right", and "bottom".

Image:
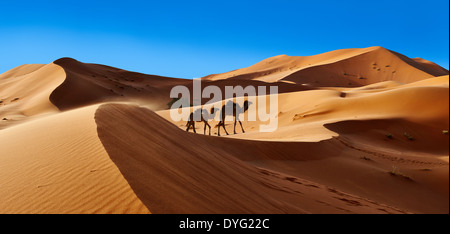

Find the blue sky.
[{"left": 1, "top": 0, "right": 448, "bottom": 78}]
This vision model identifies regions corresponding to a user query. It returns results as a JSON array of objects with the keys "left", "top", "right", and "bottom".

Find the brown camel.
[
  {"left": 186, "top": 107, "right": 218, "bottom": 135},
  {"left": 217, "top": 100, "right": 251, "bottom": 136}
]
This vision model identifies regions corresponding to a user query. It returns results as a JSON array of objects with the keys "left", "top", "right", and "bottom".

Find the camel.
[
  {"left": 186, "top": 107, "right": 219, "bottom": 135},
  {"left": 217, "top": 100, "right": 251, "bottom": 136}
]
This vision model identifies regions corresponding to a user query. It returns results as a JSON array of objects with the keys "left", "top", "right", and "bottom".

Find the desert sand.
[{"left": 0, "top": 46, "right": 448, "bottom": 213}]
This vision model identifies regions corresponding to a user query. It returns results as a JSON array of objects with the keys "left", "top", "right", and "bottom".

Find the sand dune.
[
  {"left": 159, "top": 76, "right": 449, "bottom": 143},
  {"left": 0, "top": 47, "right": 448, "bottom": 214},
  {"left": 0, "top": 102, "right": 410, "bottom": 214},
  {"left": 95, "top": 104, "right": 408, "bottom": 214},
  {"left": 156, "top": 75, "right": 449, "bottom": 213},
  {"left": 203, "top": 47, "right": 448, "bottom": 87}
]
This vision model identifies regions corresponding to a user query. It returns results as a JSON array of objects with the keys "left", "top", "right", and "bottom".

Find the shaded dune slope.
[
  {"left": 50, "top": 58, "right": 189, "bottom": 110},
  {"left": 412, "top": 57, "right": 450, "bottom": 75},
  {"left": 325, "top": 119, "right": 449, "bottom": 156}
]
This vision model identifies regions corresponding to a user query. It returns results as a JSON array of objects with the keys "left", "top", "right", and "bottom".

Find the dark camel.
[
  {"left": 217, "top": 100, "right": 251, "bottom": 136},
  {"left": 186, "top": 107, "right": 218, "bottom": 135}
]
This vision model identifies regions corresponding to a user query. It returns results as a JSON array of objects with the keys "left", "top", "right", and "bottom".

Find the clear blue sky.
[{"left": 1, "top": 0, "right": 448, "bottom": 78}]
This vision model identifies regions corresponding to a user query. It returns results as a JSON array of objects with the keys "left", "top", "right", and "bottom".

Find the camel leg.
[
  {"left": 218, "top": 121, "right": 229, "bottom": 136},
  {"left": 192, "top": 121, "right": 196, "bottom": 133},
  {"left": 223, "top": 122, "right": 229, "bottom": 135},
  {"left": 233, "top": 119, "right": 237, "bottom": 134},
  {"left": 186, "top": 121, "right": 191, "bottom": 132},
  {"left": 203, "top": 122, "right": 207, "bottom": 135},
  {"left": 239, "top": 120, "right": 245, "bottom": 133},
  {"left": 205, "top": 122, "right": 211, "bottom": 136},
  {"left": 186, "top": 113, "right": 193, "bottom": 132}
]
